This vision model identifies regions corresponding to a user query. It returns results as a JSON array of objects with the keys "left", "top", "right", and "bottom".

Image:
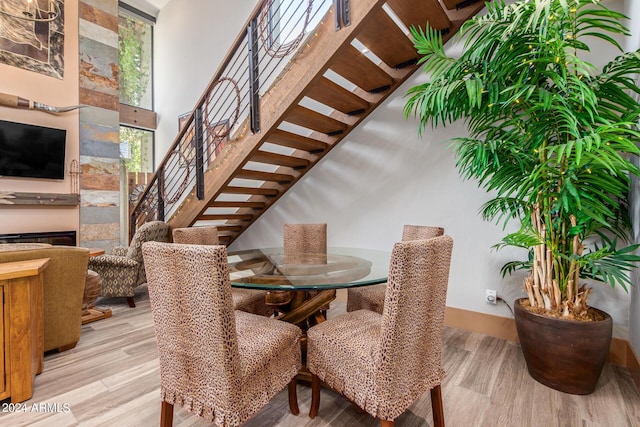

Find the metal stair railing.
[{"left": 129, "top": 0, "right": 335, "bottom": 240}]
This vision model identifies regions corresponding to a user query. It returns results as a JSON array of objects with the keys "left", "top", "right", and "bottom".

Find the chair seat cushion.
[
  {"left": 235, "top": 311, "right": 301, "bottom": 380},
  {"left": 307, "top": 309, "right": 383, "bottom": 409}
]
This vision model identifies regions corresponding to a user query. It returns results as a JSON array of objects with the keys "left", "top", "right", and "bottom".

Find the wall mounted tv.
[{"left": 0, "top": 119, "right": 66, "bottom": 180}]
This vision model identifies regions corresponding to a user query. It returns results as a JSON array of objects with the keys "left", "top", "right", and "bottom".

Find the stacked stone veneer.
[{"left": 78, "top": 0, "right": 120, "bottom": 251}]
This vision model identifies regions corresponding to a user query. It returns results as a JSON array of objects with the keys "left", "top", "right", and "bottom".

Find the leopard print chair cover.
[
  {"left": 171, "top": 225, "right": 219, "bottom": 245},
  {"left": 172, "top": 226, "right": 272, "bottom": 317},
  {"left": 281, "top": 223, "right": 328, "bottom": 310},
  {"left": 307, "top": 236, "right": 453, "bottom": 427},
  {"left": 142, "top": 242, "right": 302, "bottom": 427},
  {"left": 88, "top": 220, "right": 169, "bottom": 307},
  {"left": 346, "top": 225, "right": 444, "bottom": 314},
  {"left": 283, "top": 223, "right": 327, "bottom": 259}
]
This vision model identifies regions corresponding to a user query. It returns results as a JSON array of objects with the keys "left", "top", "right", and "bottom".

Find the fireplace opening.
[{"left": 0, "top": 231, "right": 77, "bottom": 246}]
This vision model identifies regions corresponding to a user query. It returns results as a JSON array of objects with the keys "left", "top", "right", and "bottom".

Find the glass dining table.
[{"left": 227, "top": 246, "right": 390, "bottom": 327}]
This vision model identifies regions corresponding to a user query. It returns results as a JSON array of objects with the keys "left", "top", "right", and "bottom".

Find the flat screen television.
[{"left": 0, "top": 119, "right": 66, "bottom": 180}]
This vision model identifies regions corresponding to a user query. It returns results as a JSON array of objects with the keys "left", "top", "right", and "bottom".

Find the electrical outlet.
[{"left": 485, "top": 289, "right": 497, "bottom": 305}]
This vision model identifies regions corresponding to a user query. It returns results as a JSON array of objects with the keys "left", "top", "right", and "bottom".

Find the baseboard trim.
[
  {"left": 444, "top": 306, "right": 640, "bottom": 378},
  {"left": 628, "top": 344, "right": 640, "bottom": 391}
]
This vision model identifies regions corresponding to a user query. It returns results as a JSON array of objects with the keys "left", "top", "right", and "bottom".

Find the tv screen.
[{"left": 0, "top": 119, "right": 66, "bottom": 180}]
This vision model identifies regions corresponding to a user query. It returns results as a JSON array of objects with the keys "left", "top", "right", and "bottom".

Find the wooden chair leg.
[
  {"left": 288, "top": 378, "right": 299, "bottom": 415},
  {"left": 127, "top": 296, "right": 136, "bottom": 308},
  {"left": 431, "top": 384, "right": 445, "bottom": 427},
  {"left": 309, "top": 373, "right": 321, "bottom": 418},
  {"left": 380, "top": 420, "right": 394, "bottom": 427},
  {"left": 160, "top": 401, "right": 173, "bottom": 427}
]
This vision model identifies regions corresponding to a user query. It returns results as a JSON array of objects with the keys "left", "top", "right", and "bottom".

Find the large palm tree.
[{"left": 405, "top": 0, "right": 640, "bottom": 318}]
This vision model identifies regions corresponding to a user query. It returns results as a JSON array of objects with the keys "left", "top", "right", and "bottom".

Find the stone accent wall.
[{"left": 78, "top": 0, "right": 121, "bottom": 251}]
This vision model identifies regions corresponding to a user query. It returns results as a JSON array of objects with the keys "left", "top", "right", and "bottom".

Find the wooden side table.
[
  {"left": 81, "top": 248, "right": 113, "bottom": 325},
  {"left": 0, "top": 258, "right": 49, "bottom": 403}
]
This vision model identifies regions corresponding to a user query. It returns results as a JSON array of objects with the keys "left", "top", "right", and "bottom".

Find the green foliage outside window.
[{"left": 119, "top": 14, "right": 153, "bottom": 172}]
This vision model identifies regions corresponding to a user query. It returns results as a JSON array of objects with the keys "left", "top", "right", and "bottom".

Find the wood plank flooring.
[{"left": 2, "top": 286, "right": 639, "bottom": 427}]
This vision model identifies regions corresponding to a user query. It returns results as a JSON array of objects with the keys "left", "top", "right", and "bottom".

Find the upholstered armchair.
[
  {"left": 172, "top": 225, "right": 272, "bottom": 317},
  {"left": 347, "top": 224, "right": 444, "bottom": 314},
  {"left": 89, "top": 221, "right": 169, "bottom": 307},
  {"left": 307, "top": 236, "right": 453, "bottom": 427},
  {"left": 142, "top": 242, "right": 302, "bottom": 427}
]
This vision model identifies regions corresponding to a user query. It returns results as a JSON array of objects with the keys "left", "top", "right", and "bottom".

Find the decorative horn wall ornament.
[
  {"left": 0, "top": 0, "right": 61, "bottom": 23},
  {"left": 0, "top": 93, "right": 86, "bottom": 113}
]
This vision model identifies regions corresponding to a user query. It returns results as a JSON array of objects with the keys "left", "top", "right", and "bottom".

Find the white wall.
[
  {"left": 153, "top": 0, "right": 639, "bottom": 341},
  {"left": 153, "top": 0, "right": 259, "bottom": 161}
]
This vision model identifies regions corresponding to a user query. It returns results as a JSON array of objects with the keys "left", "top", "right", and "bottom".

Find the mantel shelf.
[{"left": 0, "top": 192, "right": 80, "bottom": 207}]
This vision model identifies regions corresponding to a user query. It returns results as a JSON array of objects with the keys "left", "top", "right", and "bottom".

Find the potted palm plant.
[{"left": 405, "top": 0, "right": 640, "bottom": 394}]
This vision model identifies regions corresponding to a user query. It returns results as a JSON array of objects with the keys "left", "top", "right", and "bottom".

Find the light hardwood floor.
[{"left": 2, "top": 286, "right": 639, "bottom": 427}]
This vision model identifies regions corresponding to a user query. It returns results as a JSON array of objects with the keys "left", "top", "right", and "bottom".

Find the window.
[
  {"left": 120, "top": 126, "right": 154, "bottom": 173},
  {"left": 118, "top": 5, "right": 153, "bottom": 109},
  {"left": 118, "top": 3, "right": 156, "bottom": 174}
]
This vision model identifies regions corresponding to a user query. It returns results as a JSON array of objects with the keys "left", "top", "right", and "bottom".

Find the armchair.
[{"left": 88, "top": 221, "right": 169, "bottom": 307}]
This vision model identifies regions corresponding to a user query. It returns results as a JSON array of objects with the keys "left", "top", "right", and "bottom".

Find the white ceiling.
[{"left": 122, "top": 0, "right": 170, "bottom": 17}]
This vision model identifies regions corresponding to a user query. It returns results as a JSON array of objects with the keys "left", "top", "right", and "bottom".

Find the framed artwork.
[
  {"left": 0, "top": 0, "right": 65, "bottom": 78},
  {"left": 205, "top": 118, "right": 229, "bottom": 165}
]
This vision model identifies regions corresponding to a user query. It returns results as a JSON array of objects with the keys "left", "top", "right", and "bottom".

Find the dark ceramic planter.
[{"left": 514, "top": 298, "right": 612, "bottom": 395}]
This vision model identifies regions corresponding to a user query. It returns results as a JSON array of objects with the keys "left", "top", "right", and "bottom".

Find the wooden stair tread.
[
  {"left": 199, "top": 214, "right": 254, "bottom": 221},
  {"left": 306, "top": 77, "right": 370, "bottom": 115},
  {"left": 250, "top": 150, "right": 310, "bottom": 169},
  {"left": 284, "top": 105, "right": 348, "bottom": 135},
  {"left": 386, "top": 0, "right": 452, "bottom": 31},
  {"left": 208, "top": 201, "right": 265, "bottom": 209},
  {"left": 441, "top": 0, "right": 477, "bottom": 11},
  {"left": 267, "top": 129, "right": 328, "bottom": 153},
  {"left": 235, "top": 170, "right": 295, "bottom": 183},
  {"left": 330, "top": 45, "right": 395, "bottom": 93},
  {"left": 355, "top": 8, "right": 418, "bottom": 69},
  {"left": 214, "top": 224, "right": 243, "bottom": 232},
  {"left": 222, "top": 186, "right": 279, "bottom": 196}
]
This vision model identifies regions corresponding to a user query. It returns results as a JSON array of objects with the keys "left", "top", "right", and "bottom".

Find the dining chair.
[
  {"left": 346, "top": 224, "right": 444, "bottom": 314},
  {"left": 171, "top": 225, "right": 272, "bottom": 317},
  {"left": 88, "top": 220, "right": 169, "bottom": 307},
  {"left": 283, "top": 223, "right": 327, "bottom": 258},
  {"left": 142, "top": 242, "right": 302, "bottom": 427},
  {"left": 278, "top": 223, "right": 328, "bottom": 311},
  {"left": 307, "top": 235, "right": 453, "bottom": 427}
]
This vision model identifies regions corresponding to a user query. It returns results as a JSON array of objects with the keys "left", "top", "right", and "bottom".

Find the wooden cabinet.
[{"left": 0, "top": 258, "right": 49, "bottom": 403}]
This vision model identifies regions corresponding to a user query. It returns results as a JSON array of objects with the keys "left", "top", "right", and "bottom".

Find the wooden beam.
[
  {"left": 119, "top": 104, "right": 157, "bottom": 130},
  {"left": 0, "top": 192, "right": 79, "bottom": 206}
]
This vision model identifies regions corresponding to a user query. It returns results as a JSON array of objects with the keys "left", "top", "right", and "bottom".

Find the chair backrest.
[
  {"left": 172, "top": 226, "right": 219, "bottom": 245},
  {"left": 377, "top": 236, "right": 453, "bottom": 401},
  {"left": 402, "top": 224, "right": 444, "bottom": 241},
  {"left": 142, "top": 242, "right": 241, "bottom": 409},
  {"left": 127, "top": 221, "right": 170, "bottom": 262},
  {"left": 283, "top": 223, "right": 327, "bottom": 264},
  {"left": 127, "top": 221, "right": 169, "bottom": 285}
]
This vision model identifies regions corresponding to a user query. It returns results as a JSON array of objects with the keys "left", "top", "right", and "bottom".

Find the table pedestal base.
[{"left": 82, "top": 305, "right": 113, "bottom": 324}]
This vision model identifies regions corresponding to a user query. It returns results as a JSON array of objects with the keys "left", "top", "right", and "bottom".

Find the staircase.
[{"left": 131, "top": 0, "right": 486, "bottom": 245}]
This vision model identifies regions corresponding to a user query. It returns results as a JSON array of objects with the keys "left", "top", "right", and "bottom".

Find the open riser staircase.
[{"left": 131, "top": 0, "right": 486, "bottom": 244}]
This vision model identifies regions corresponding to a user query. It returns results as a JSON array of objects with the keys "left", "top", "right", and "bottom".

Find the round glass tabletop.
[{"left": 227, "top": 246, "right": 390, "bottom": 290}]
